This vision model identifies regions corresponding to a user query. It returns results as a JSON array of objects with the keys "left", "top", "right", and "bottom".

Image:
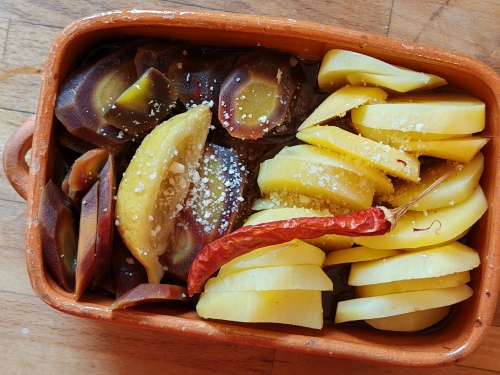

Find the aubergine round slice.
[
  {"left": 102, "top": 68, "right": 177, "bottom": 135},
  {"left": 218, "top": 48, "right": 302, "bottom": 140},
  {"left": 55, "top": 41, "right": 142, "bottom": 147}
]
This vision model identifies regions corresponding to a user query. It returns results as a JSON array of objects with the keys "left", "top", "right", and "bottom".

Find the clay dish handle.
[{"left": 3, "top": 114, "right": 35, "bottom": 201}]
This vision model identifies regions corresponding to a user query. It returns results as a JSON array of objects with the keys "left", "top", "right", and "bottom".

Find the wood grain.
[{"left": 1, "top": 1, "right": 499, "bottom": 374}]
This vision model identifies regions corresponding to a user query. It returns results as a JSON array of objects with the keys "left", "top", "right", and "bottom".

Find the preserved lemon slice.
[
  {"left": 116, "top": 105, "right": 211, "bottom": 283},
  {"left": 348, "top": 242, "right": 479, "bottom": 286},
  {"left": 355, "top": 271, "right": 470, "bottom": 297},
  {"left": 335, "top": 284, "right": 472, "bottom": 323},
  {"left": 365, "top": 306, "right": 450, "bottom": 332}
]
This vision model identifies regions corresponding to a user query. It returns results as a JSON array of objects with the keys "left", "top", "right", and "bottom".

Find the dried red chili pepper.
[{"left": 187, "top": 166, "right": 459, "bottom": 296}]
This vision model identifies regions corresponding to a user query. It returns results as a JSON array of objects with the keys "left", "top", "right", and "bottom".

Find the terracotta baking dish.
[{"left": 3, "top": 8, "right": 500, "bottom": 367}]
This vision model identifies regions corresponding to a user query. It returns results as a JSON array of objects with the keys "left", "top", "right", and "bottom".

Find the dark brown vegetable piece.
[
  {"left": 55, "top": 42, "right": 140, "bottom": 147},
  {"left": 218, "top": 48, "right": 301, "bottom": 140},
  {"left": 38, "top": 180, "right": 78, "bottom": 292},
  {"left": 103, "top": 68, "right": 178, "bottom": 134},
  {"left": 93, "top": 154, "right": 116, "bottom": 288},
  {"left": 109, "top": 284, "right": 191, "bottom": 310}
]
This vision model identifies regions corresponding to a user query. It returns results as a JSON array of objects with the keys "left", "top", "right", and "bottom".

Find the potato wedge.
[
  {"left": 365, "top": 306, "right": 450, "bottom": 332},
  {"left": 335, "top": 284, "right": 473, "bottom": 323},
  {"left": 355, "top": 271, "right": 470, "bottom": 297},
  {"left": 276, "top": 145, "right": 393, "bottom": 194},
  {"left": 317, "top": 49, "right": 446, "bottom": 92},
  {"left": 297, "top": 125, "right": 420, "bottom": 182},
  {"left": 257, "top": 157, "right": 375, "bottom": 210},
  {"left": 384, "top": 152, "right": 484, "bottom": 211},
  {"left": 354, "top": 186, "right": 487, "bottom": 249},
  {"left": 297, "top": 85, "right": 387, "bottom": 131},
  {"left": 244, "top": 207, "right": 353, "bottom": 251},
  {"left": 116, "top": 105, "right": 211, "bottom": 283},
  {"left": 350, "top": 92, "right": 485, "bottom": 135},
  {"left": 197, "top": 289, "right": 323, "bottom": 329},
  {"left": 351, "top": 122, "right": 470, "bottom": 143},
  {"left": 205, "top": 265, "right": 332, "bottom": 292},
  {"left": 218, "top": 239, "right": 325, "bottom": 276},
  {"left": 348, "top": 242, "right": 479, "bottom": 286},
  {"left": 402, "top": 136, "right": 489, "bottom": 163},
  {"left": 325, "top": 247, "right": 402, "bottom": 266}
]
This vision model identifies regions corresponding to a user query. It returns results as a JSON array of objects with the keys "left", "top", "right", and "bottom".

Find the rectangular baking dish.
[{"left": 19, "top": 8, "right": 500, "bottom": 367}]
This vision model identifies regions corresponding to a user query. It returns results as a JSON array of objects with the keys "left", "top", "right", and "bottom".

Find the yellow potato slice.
[
  {"left": 197, "top": 290, "right": 323, "bottom": 329},
  {"left": 355, "top": 271, "right": 470, "bottom": 297},
  {"left": 251, "top": 194, "right": 354, "bottom": 216},
  {"left": 244, "top": 208, "right": 353, "bottom": 251},
  {"left": 354, "top": 185, "right": 487, "bottom": 249},
  {"left": 403, "top": 136, "right": 489, "bottom": 163},
  {"left": 351, "top": 122, "right": 471, "bottom": 143},
  {"left": 348, "top": 242, "right": 479, "bottom": 286},
  {"left": 345, "top": 70, "right": 447, "bottom": 94},
  {"left": 115, "top": 105, "right": 211, "bottom": 283},
  {"left": 218, "top": 239, "right": 325, "bottom": 276},
  {"left": 297, "top": 85, "right": 387, "bottom": 131},
  {"left": 257, "top": 157, "right": 375, "bottom": 210},
  {"left": 350, "top": 92, "right": 485, "bottom": 135},
  {"left": 276, "top": 144, "right": 393, "bottom": 194},
  {"left": 384, "top": 152, "right": 484, "bottom": 211},
  {"left": 297, "top": 125, "right": 420, "bottom": 182},
  {"left": 317, "top": 49, "right": 446, "bottom": 92},
  {"left": 206, "top": 265, "right": 333, "bottom": 292},
  {"left": 365, "top": 306, "right": 450, "bottom": 332},
  {"left": 335, "top": 284, "right": 473, "bottom": 323},
  {"left": 325, "top": 246, "right": 403, "bottom": 266}
]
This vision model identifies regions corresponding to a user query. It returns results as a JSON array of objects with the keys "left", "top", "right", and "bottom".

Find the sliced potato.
[
  {"left": 116, "top": 105, "right": 211, "bottom": 283},
  {"left": 384, "top": 152, "right": 484, "bottom": 211},
  {"left": 297, "top": 85, "right": 387, "bottom": 131},
  {"left": 345, "top": 70, "right": 447, "bottom": 94},
  {"left": 317, "top": 49, "right": 446, "bottom": 92},
  {"left": 354, "top": 186, "right": 487, "bottom": 249},
  {"left": 325, "top": 246, "right": 403, "bottom": 266},
  {"left": 197, "top": 289, "right": 323, "bottom": 329},
  {"left": 297, "top": 125, "right": 420, "bottom": 182},
  {"left": 348, "top": 242, "right": 479, "bottom": 286},
  {"left": 335, "top": 284, "right": 473, "bottom": 323},
  {"left": 218, "top": 239, "right": 325, "bottom": 276},
  {"left": 365, "top": 306, "right": 450, "bottom": 332},
  {"left": 276, "top": 144, "right": 393, "bottom": 194},
  {"left": 350, "top": 92, "right": 485, "bottom": 135},
  {"left": 257, "top": 157, "right": 375, "bottom": 210},
  {"left": 355, "top": 271, "right": 470, "bottom": 297},
  {"left": 244, "top": 207, "right": 353, "bottom": 251},
  {"left": 351, "top": 122, "right": 470, "bottom": 143},
  {"left": 403, "top": 137, "right": 489, "bottom": 163},
  {"left": 206, "top": 265, "right": 332, "bottom": 292}
]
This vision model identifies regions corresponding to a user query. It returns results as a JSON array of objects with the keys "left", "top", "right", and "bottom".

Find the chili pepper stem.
[{"left": 383, "top": 165, "right": 462, "bottom": 231}]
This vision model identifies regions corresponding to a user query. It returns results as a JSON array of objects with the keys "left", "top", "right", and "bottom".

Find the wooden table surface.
[{"left": 1, "top": 0, "right": 500, "bottom": 373}]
